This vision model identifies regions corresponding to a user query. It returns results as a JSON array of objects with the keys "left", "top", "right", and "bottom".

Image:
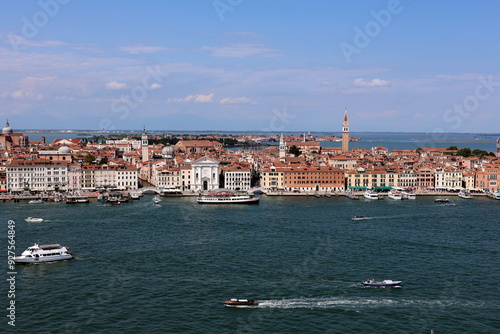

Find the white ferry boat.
[
  {"left": 363, "top": 189, "right": 381, "bottom": 200},
  {"left": 14, "top": 243, "right": 73, "bottom": 264},
  {"left": 197, "top": 189, "right": 259, "bottom": 204},
  {"left": 458, "top": 189, "right": 472, "bottom": 199},
  {"left": 388, "top": 189, "right": 402, "bottom": 200}
]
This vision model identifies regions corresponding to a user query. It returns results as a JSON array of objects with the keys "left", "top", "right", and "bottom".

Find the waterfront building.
[
  {"left": 6, "top": 160, "right": 69, "bottom": 192},
  {"left": 156, "top": 165, "right": 182, "bottom": 190},
  {"left": 475, "top": 164, "right": 500, "bottom": 192},
  {"left": 221, "top": 165, "right": 252, "bottom": 191},
  {"left": 283, "top": 166, "right": 345, "bottom": 192},
  {"left": 180, "top": 165, "right": 192, "bottom": 191},
  {"left": 260, "top": 165, "right": 286, "bottom": 191},
  {"left": 342, "top": 108, "right": 349, "bottom": 153},
  {"left": 191, "top": 156, "right": 220, "bottom": 191},
  {"left": 416, "top": 167, "right": 434, "bottom": 191},
  {"left": 434, "top": 167, "right": 463, "bottom": 190},
  {"left": 67, "top": 164, "right": 82, "bottom": 191}
]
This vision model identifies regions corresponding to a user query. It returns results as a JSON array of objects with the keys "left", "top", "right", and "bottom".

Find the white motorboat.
[
  {"left": 14, "top": 243, "right": 73, "bottom": 264},
  {"left": 402, "top": 191, "right": 416, "bottom": 200},
  {"left": 29, "top": 199, "right": 44, "bottom": 204},
  {"left": 224, "top": 298, "right": 259, "bottom": 307},
  {"left": 25, "top": 217, "right": 44, "bottom": 223},
  {"left": 363, "top": 189, "right": 381, "bottom": 200},
  {"left": 491, "top": 191, "right": 500, "bottom": 200},
  {"left": 361, "top": 279, "right": 402, "bottom": 287},
  {"left": 388, "top": 189, "right": 402, "bottom": 200},
  {"left": 458, "top": 189, "right": 472, "bottom": 199},
  {"left": 197, "top": 189, "right": 259, "bottom": 204},
  {"left": 351, "top": 216, "right": 369, "bottom": 221}
]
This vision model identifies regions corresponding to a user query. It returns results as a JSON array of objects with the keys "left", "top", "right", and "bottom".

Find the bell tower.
[
  {"left": 279, "top": 133, "right": 287, "bottom": 161},
  {"left": 142, "top": 128, "right": 149, "bottom": 162},
  {"left": 341, "top": 108, "right": 349, "bottom": 153}
]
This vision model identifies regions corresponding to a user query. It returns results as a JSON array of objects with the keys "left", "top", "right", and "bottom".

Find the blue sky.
[{"left": 1, "top": 0, "right": 499, "bottom": 133}]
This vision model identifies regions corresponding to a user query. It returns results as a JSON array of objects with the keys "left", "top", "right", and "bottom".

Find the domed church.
[{"left": 0, "top": 120, "right": 29, "bottom": 150}]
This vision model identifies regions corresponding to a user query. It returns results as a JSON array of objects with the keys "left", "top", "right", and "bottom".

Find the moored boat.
[
  {"left": 66, "top": 196, "right": 90, "bottom": 204},
  {"left": 402, "top": 191, "right": 416, "bottom": 200},
  {"left": 224, "top": 298, "right": 259, "bottom": 307},
  {"left": 388, "top": 189, "right": 402, "bottom": 200},
  {"left": 25, "top": 217, "right": 44, "bottom": 223},
  {"left": 363, "top": 189, "right": 381, "bottom": 200},
  {"left": 14, "top": 243, "right": 73, "bottom": 264},
  {"left": 458, "top": 189, "right": 472, "bottom": 199},
  {"left": 361, "top": 279, "right": 402, "bottom": 287},
  {"left": 491, "top": 190, "right": 500, "bottom": 200}
]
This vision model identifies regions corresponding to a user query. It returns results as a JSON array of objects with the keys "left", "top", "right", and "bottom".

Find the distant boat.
[
  {"left": 434, "top": 198, "right": 450, "bottom": 203},
  {"left": 29, "top": 199, "right": 44, "bottom": 204},
  {"left": 361, "top": 279, "right": 402, "bottom": 287},
  {"left": 25, "top": 217, "right": 44, "bottom": 223},
  {"left": 491, "top": 190, "right": 500, "bottom": 200},
  {"left": 351, "top": 216, "right": 369, "bottom": 221},
  {"left": 224, "top": 298, "right": 259, "bottom": 307}
]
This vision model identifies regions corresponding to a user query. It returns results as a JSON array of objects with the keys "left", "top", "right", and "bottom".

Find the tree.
[
  {"left": 84, "top": 153, "right": 95, "bottom": 164},
  {"left": 288, "top": 145, "right": 302, "bottom": 157},
  {"left": 457, "top": 148, "right": 471, "bottom": 157},
  {"left": 98, "top": 157, "right": 108, "bottom": 165},
  {"left": 447, "top": 146, "right": 458, "bottom": 150}
]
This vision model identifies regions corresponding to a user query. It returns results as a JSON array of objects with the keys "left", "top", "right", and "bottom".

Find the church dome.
[
  {"left": 58, "top": 145, "right": 71, "bottom": 154},
  {"left": 2, "top": 121, "right": 13, "bottom": 134},
  {"left": 162, "top": 145, "right": 174, "bottom": 156}
]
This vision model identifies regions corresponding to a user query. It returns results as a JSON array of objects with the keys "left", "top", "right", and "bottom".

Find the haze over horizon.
[{"left": 1, "top": 1, "right": 499, "bottom": 133}]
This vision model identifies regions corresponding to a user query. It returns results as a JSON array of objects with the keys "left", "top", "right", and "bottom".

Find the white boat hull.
[{"left": 14, "top": 254, "right": 73, "bottom": 264}]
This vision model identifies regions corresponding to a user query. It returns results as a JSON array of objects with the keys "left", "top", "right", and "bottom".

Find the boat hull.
[
  {"left": 197, "top": 197, "right": 260, "bottom": 204},
  {"left": 14, "top": 254, "right": 73, "bottom": 264},
  {"left": 361, "top": 280, "right": 402, "bottom": 287}
]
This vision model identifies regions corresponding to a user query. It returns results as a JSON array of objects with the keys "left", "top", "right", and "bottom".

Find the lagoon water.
[{"left": 4, "top": 195, "right": 499, "bottom": 333}]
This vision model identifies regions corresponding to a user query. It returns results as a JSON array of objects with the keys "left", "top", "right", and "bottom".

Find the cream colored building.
[{"left": 191, "top": 156, "right": 220, "bottom": 191}]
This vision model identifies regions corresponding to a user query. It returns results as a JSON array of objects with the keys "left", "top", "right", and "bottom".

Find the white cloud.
[
  {"left": 150, "top": 83, "right": 162, "bottom": 90},
  {"left": 167, "top": 93, "right": 214, "bottom": 104},
  {"left": 219, "top": 97, "right": 254, "bottom": 104},
  {"left": 353, "top": 78, "right": 391, "bottom": 87},
  {"left": 105, "top": 81, "right": 128, "bottom": 90},
  {"left": 201, "top": 43, "right": 283, "bottom": 58}
]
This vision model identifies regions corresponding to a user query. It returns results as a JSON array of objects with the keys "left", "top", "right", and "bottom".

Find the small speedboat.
[
  {"left": 224, "top": 298, "right": 259, "bottom": 307},
  {"left": 25, "top": 217, "right": 44, "bottom": 223},
  {"left": 351, "top": 216, "right": 369, "bottom": 221},
  {"left": 434, "top": 198, "right": 450, "bottom": 203},
  {"left": 29, "top": 199, "right": 44, "bottom": 204},
  {"left": 361, "top": 279, "right": 402, "bottom": 287}
]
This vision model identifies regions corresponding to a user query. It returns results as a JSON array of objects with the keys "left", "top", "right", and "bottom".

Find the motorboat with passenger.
[
  {"left": 434, "top": 198, "right": 450, "bottom": 203},
  {"left": 361, "top": 279, "right": 402, "bottom": 287},
  {"left": 351, "top": 216, "right": 369, "bottom": 221},
  {"left": 25, "top": 217, "right": 44, "bottom": 223},
  {"left": 224, "top": 298, "right": 259, "bottom": 307},
  {"left": 14, "top": 243, "right": 73, "bottom": 264}
]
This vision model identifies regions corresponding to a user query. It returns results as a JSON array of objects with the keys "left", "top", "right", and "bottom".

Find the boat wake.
[{"left": 257, "top": 297, "right": 485, "bottom": 310}]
